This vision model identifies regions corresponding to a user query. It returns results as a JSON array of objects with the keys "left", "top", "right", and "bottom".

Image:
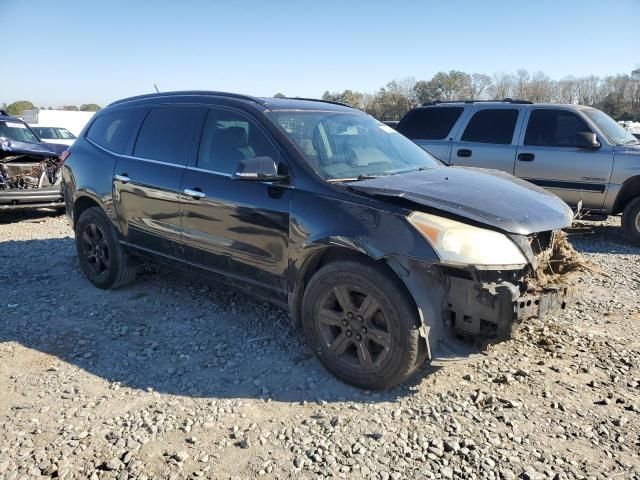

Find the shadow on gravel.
[
  {"left": 1, "top": 236, "right": 430, "bottom": 404},
  {"left": 0, "top": 208, "right": 64, "bottom": 225},
  {"left": 568, "top": 223, "right": 640, "bottom": 255}
]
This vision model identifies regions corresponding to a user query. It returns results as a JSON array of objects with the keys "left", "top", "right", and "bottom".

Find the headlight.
[{"left": 407, "top": 212, "right": 528, "bottom": 268}]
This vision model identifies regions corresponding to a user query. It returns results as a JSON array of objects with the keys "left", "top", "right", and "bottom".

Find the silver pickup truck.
[{"left": 397, "top": 100, "right": 640, "bottom": 244}]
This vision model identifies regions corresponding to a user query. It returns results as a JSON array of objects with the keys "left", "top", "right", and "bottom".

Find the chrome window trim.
[{"left": 86, "top": 137, "right": 186, "bottom": 168}]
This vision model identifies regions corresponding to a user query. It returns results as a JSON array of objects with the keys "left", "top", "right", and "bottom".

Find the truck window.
[
  {"left": 524, "top": 109, "right": 592, "bottom": 147},
  {"left": 398, "top": 107, "right": 463, "bottom": 140},
  {"left": 461, "top": 109, "right": 519, "bottom": 144}
]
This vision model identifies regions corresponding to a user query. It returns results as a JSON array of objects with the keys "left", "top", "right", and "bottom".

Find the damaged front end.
[
  {"left": 0, "top": 139, "right": 64, "bottom": 209},
  {"left": 443, "top": 230, "right": 579, "bottom": 344},
  {"left": 394, "top": 226, "right": 582, "bottom": 365}
]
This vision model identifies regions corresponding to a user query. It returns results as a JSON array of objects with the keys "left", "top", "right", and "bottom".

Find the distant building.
[{"left": 23, "top": 109, "right": 95, "bottom": 136}]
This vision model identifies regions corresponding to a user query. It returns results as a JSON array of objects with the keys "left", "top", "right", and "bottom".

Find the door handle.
[
  {"left": 183, "top": 188, "right": 206, "bottom": 199},
  {"left": 457, "top": 149, "right": 472, "bottom": 158},
  {"left": 518, "top": 153, "right": 535, "bottom": 162},
  {"left": 113, "top": 174, "right": 131, "bottom": 183}
]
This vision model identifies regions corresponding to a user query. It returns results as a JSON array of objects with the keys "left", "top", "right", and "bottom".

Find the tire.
[
  {"left": 75, "top": 207, "right": 138, "bottom": 289},
  {"left": 302, "top": 260, "right": 425, "bottom": 390},
  {"left": 622, "top": 197, "right": 640, "bottom": 246}
]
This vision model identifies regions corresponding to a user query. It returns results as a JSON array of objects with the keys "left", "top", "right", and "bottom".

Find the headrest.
[{"left": 216, "top": 127, "right": 247, "bottom": 148}]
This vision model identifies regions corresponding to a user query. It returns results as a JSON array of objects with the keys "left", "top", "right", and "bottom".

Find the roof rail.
[
  {"left": 285, "top": 97, "right": 353, "bottom": 108},
  {"left": 108, "top": 91, "right": 269, "bottom": 107},
  {"left": 422, "top": 98, "right": 533, "bottom": 106}
]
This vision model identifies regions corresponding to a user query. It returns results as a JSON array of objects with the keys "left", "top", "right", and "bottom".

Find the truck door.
[
  {"left": 449, "top": 106, "right": 523, "bottom": 173},
  {"left": 397, "top": 106, "right": 466, "bottom": 163},
  {"left": 514, "top": 108, "right": 614, "bottom": 211}
]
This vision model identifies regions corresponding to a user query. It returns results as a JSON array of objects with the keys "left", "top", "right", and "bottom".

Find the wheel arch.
[
  {"left": 289, "top": 243, "right": 421, "bottom": 335},
  {"left": 72, "top": 193, "right": 107, "bottom": 229},
  {"left": 612, "top": 175, "right": 640, "bottom": 215}
]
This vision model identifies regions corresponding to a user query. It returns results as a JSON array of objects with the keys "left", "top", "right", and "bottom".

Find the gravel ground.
[{"left": 1, "top": 210, "right": 639, "bottom": 480}]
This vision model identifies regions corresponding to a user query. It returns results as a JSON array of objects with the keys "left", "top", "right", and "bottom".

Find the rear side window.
[
  {"left": 86, "top": 108, "right": 142, "bottom": 154},
  {"left": 134, "top": 106, "right": 203, "bottom": 165},
  {"left": 461, "top": 109, "right": 519, "bottom": 144},
  {"left": 524, "top": 109, "right": 592, "bottom": 147},
  {"left": 398, "top": 107, "right": 463, "bottom": 140}
]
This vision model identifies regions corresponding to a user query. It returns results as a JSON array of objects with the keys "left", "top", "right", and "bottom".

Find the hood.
[
  {"left": 0, "top": 138, "right": 61, "bottom": 158},
  {"left": 614, "top": 143, "right": 640, "bottom": 155},
  {"left": 347, "top": 166, "right": 574, "bottom": 235}
]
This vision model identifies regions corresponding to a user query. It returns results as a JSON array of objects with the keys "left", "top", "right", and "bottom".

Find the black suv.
[{"left": 63, "top": 91, "right": 575, "bottom": 389}]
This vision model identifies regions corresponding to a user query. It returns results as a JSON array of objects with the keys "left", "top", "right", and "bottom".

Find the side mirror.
[
  {"left": 574, "top": 132, "right": 601, "bottom": 149},
  {"left": 232, "top": 156, "right": 288, "bottom": 181}
]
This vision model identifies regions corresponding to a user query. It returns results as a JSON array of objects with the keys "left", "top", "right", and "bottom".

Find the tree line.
[
  {"left": 1, "top": 101, "right": 101, "bottom": 116},
  {"left": 313, "top": 68, "right": 640, "bottom": 121}
]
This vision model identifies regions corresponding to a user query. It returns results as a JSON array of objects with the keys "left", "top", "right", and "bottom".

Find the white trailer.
[{"left": 23, "top": 109, "right": 95, "bottom": 136}]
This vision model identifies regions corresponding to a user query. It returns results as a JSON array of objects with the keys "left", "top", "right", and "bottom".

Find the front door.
[
  {"left": 113, "top": 105, "right": 206, "bottom": 256},
  {"left": 514, "top": 108, "right": 614, "bottom": 210},
  {"left": 179, "top": 107, "right": 291, "bottom": 301}
]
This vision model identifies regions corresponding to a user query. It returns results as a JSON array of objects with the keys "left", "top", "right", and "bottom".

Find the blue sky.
[{"left": 2, "top": 0, "right": 639, "bottom": 107}]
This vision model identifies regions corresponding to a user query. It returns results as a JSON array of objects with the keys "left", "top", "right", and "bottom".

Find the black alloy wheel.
[
  {"left": 302, "top": 260, "right": 426, "bottom": 389},
  {"left": 75, "top": 207, "right": 138, "bottom": 289},
  {"left": 316, "top": 285, "right": 392, "bottom": 371},
  {"left": 80, "top": 222, "right": 110, "bottom": 276}
]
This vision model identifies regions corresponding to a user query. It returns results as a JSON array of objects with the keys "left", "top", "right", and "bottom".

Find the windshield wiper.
[{"left": 327, "top": 174, "right": 385, "bottom": 183}]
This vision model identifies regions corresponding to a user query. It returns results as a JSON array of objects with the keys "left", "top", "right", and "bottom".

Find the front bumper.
[
  {"left": 0, "top": 185, "right": 64, "bottom": 210},
  {"left": 446, "top": 274, "right": 572, "bottom": 342}
]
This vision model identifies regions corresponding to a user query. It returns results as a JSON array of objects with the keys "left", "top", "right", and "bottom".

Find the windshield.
[
  {"left": 582, "top": 108, "right": 639, "bottom": 146},
  {"left": 0, "top": 121, "right": 41, "bottom": 144},
  {"left": 267, "top": 111, "right": 441, "bottom": 180},
  {"left": 33, "top": 127, "right": 57, "bottom": 138},
  {"left": 57, "top": 128, "right": 76, "bottom": 139}
]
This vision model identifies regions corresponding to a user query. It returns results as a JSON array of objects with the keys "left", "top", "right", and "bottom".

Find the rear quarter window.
[
  {"left": 86, "top": 108, "right": 144, "bottom": 154},
  {"left": 398, "top": 107, "right": 464, "bottom": 140}
]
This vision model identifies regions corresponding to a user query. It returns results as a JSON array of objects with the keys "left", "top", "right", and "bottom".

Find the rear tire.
[
  {"left": 302, "top": 260, "right": 425, "bottom": 390},
  {"left": 622, "top": 197, "right": 640, "bottom": 246},
  {"left": 75, "top": 207, "right": 138, "bottom": 289}
]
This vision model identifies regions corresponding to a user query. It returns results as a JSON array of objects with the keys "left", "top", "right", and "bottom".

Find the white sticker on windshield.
[
  {"left": 5, "top": 122, "right": 27, "bottom": 129},
  {"left": 379, "top": 124, "right": 396, "bottom": 133}
]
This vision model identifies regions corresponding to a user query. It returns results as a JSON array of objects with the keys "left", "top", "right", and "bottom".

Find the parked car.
[
  {"left": 397, "top": 100, "right": 640, "bottom": 244},
  {"left": 0, "top": 110, "right": 66, "bottom": 211},
  {"left": 62, "top": 91, "right": 576, "bottom": 389},
  {"left": 30, "top": 125, "right": 77, "bottom": 147}
]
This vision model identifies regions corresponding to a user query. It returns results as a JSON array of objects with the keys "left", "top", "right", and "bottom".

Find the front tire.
[
  {"left": 622, "top": 197, "right": 640, "bottom": 245},
  {"left": 302, "top": 260, "right": 425, "bottom": 390},
  {"left": 75, "top": 207, "right": 137, "bottom": 289}
]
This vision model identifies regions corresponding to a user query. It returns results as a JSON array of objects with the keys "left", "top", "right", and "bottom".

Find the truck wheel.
[
  {"left": 622, "top": 197, "right": 640, "bottom": 245},
  {"left": 302, "top": 260, "right": 424, "bottom": 390},
  {"left": 75, "top": 206, "right": 138, "bottom": 289}
]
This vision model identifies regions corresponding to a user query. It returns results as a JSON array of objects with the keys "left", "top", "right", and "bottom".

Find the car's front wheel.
[
  {"left": 622, "top": 197, "right": 640, "bottom": 245},
  {"left": 302, "top": 260, "right": 426, "bottom": 389},
  {"left": 75, "top": 206, "right": 138, "bottom": 289}
]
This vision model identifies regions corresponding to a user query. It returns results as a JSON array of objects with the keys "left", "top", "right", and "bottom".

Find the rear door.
[
  {"left": 179, "top": 106, "right": 292, "bottom": 300},
  {"left": 397, "top": 106, "right": 465, "bottom": 162},
  {"left": 112, "top": 105, "right": 206, "bottom": 256},
  {"left": 514, "top": 108, "right": 614, "bottom": 210},
  {"left": 449, "top": 106, "right": 523, "bottom": 173}
]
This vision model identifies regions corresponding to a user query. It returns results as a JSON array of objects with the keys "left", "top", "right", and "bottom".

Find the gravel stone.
[{"left": 0, "top": 212, "right": 638, "bottom": 478}]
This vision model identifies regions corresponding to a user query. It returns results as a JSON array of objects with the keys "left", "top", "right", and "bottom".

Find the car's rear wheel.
[
  {"left": 302, "top": 260, "right": 425, "bottom": 390},
  {"left": 622, "top": 197, "right": 640, "bottom": 245},
  {"left": 75, "top": 206, "right": 137, "bottom": 289}
]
